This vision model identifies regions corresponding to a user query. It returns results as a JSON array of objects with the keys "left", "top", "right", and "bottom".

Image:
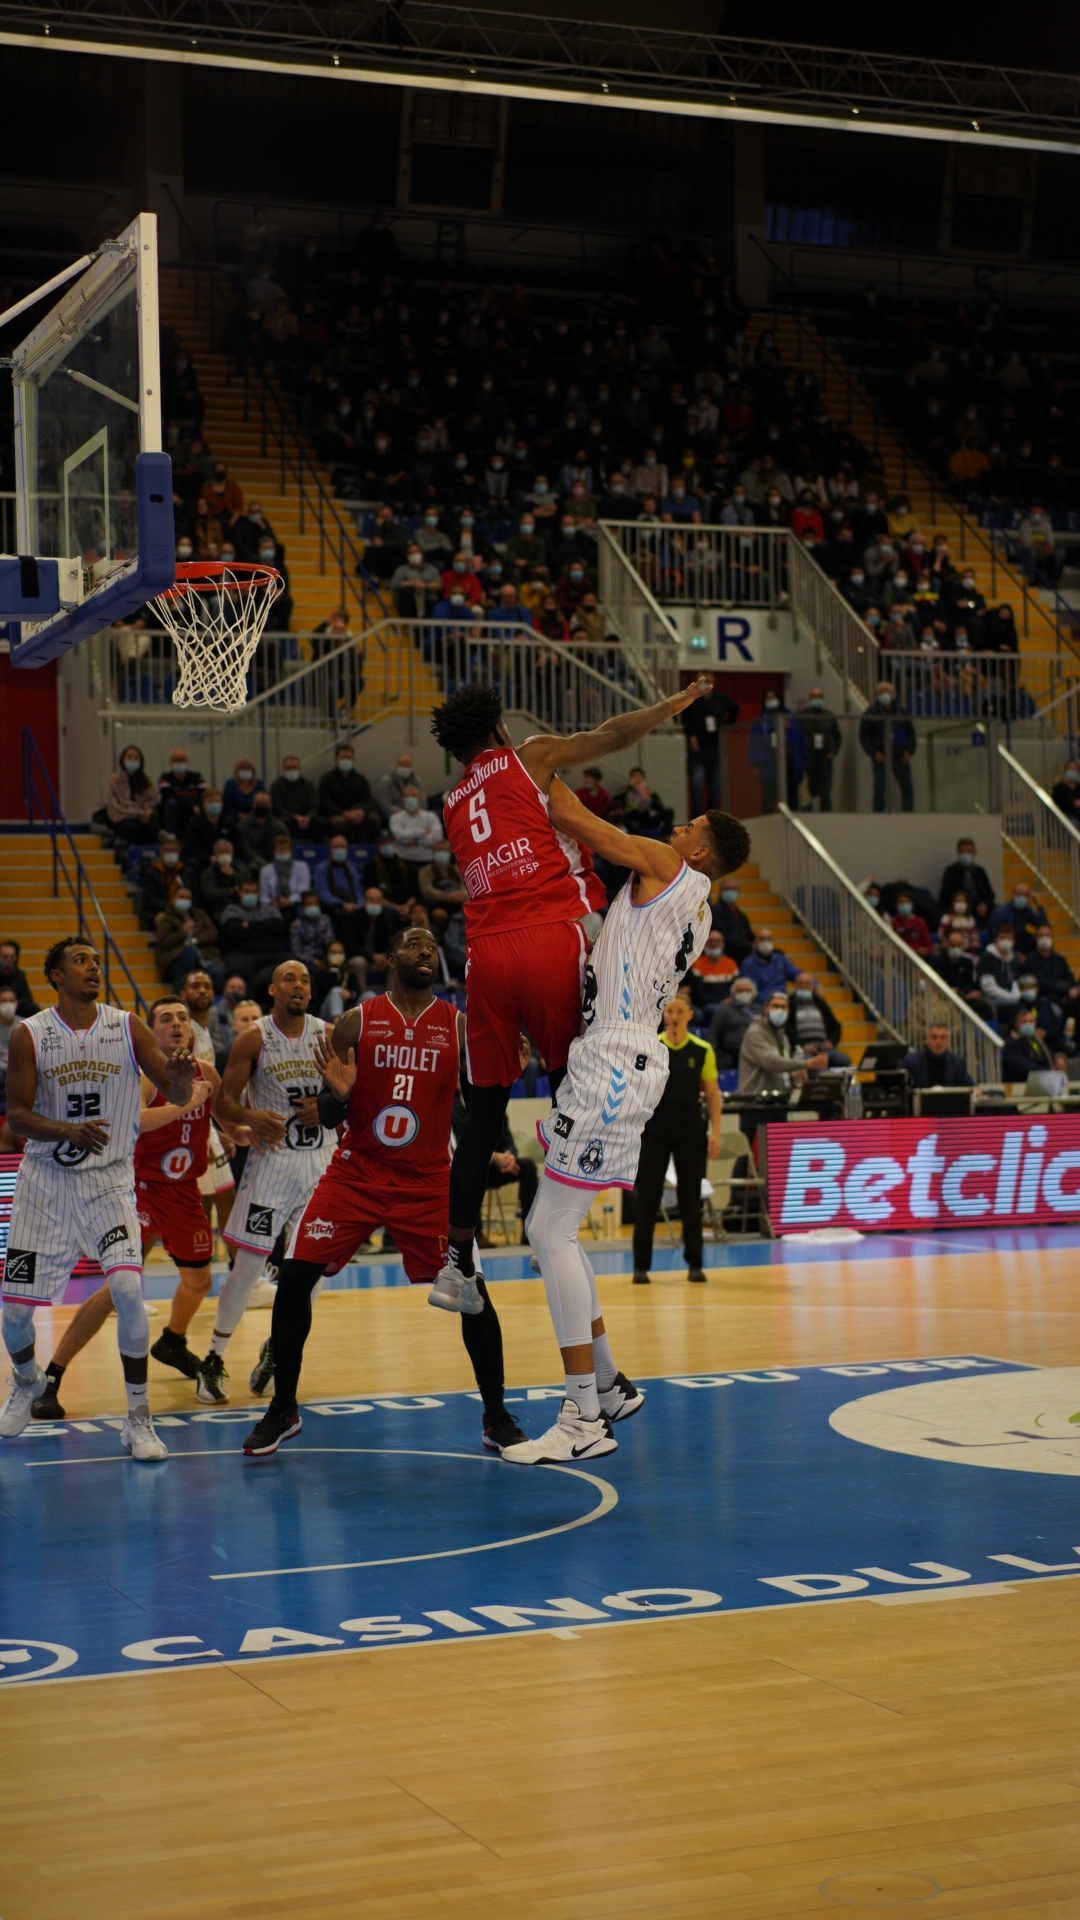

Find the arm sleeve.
[{"left": 317, "top": 1087, "right": 350, "bottom": 1128}]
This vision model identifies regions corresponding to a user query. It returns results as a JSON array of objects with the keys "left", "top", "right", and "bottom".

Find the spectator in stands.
[
  {"left": 937, "top": 890, "right": 980, "bottom": 954},
  {"left": 200, "top": 840, "right": 253, "bottom": 924},
  {"left": 140, "top": 834, "right": 184, "bottom": 925},
  {"left": 271, "top": 755, "right": 322, "bottom": 842},
  {"left": 712, "top": 880, "right": 754, "bottom": 962},
  {"left": 315, "top": 942, "right": 362, "bottom": 1021},
  {"left": 740, "top": 928, "right": 799, "bottom": 1004},
  {"left": 376, "top": 751, "right": 419, "bottom": 820},
  {"left": 154, "top": 882, "right": 224, "bottom": 992},
  {"left": 441, "top": 552, "right": 483, "bottom": 606},
  {"left": 574, "top": 767, "right": 611, "bottom": 819},
  {"left": 983, "top": 604, "right": 1019, "bottom": 654},
  {"left": 798, "top": 687, "right": 842, "bottom": 812},
  {"left": 610, "top": 767, "right": 673, "bottom": 838},
  {"left": 1001, "top": 1005, "right": 1065, "bottom": 1081},
  {"left": 417, "top": 840, "right": 466, "bottom": 934},
  {"left": 216, "top": 975, "right": 252, "bottom": 1048},
  {"left": 987, "top": 879, "right": 1048, "bottom": 956},
  {"left": 363, "top": 505, "right": 409, "bottom": 581},
  {"left": 931, "top": 928, "right": 993, "bottom": 1022},
  {"left": 1028, "top": 927, "right": 1080, "bottom": 1013},
  {"left": 348, "top": 887, "right": 400, "bottom": 987},
  {"left": 681, "top": 676, "right": 739, "bottom": 813},
  {"left": 0, "top": 942, "right": 37, "bottom": 1018},
  {"left": 707, "top": 977, "right": 757, "bottom": 1070},
  {"left": 749, "top": 692, "right": 804, "bottom": 813},
  {"left": 784, "top": 972, "right": 851, "bottom": 1068},
  {"left": 158, "top": 746, "right": 206, "bottom": 833},
  {"left": 939, "top": 837, "right": 995, "bottom": 927},
  {"left": 182, "top": 789, "right": 242, "bottom": 871},
  {"left": 859, "top": 681, "right": 915, "bottom": 813},
  {"left": 979, "top": 926, "right": 1022, "bottom": 1018},
  {"left": 259, "top": 832, "right": 311, "bottom": 917},
  {"left": 240, "top": 790, "right": 289, "bottom": 867},
  {"left": 737, "top": 991, "right": 826, "bottom": 1096},
  {"left": 1017, "top": 971, "right": 1061, "bottom": 1043},
  {"left": 105, "top": 745, "right": 159, "bottom": 846},
  {"left": 686, "top": 928, "right": 737, "bottom": 1016},
  {"left": 222, "top": 757, "right": 264, "bottom": 817},
  {"left": 0, "top": 985, "right": 23, "bottom": 1102},
  {"left": 313, "top": 834, "right": 364, "bottom": 937},
  {"left": 219, "top": 881, "right": 289, "bottom": 988},
  {"left": 389, "top": 783, "right": 442, "bottom": 863},
  {"left": 363, "top": 833, "right": 416, "bottom": 918},
  {"left": 317, "top": 743, "right": 376, "bottom": 842},
  {"left": 199, "top": 461, "right": 244, "bottom": 523},
  {"left": 891, "top": 889, "right": 933, "bottom": 957},
  {"left": 290, "top": 889, "right": 334, "bottom": 970},
  {"left": 1016, "top": 502, "right": 1062, "bottom": 583},
  {"left": 391, "top": 542, "right": 440, "bottom": 617},
  {"left": 903, "top": 1022, "right": 973, "bottom": 1090},
  {"left": 1051, "top": 760, "right": 1080, "bottom": 829}
]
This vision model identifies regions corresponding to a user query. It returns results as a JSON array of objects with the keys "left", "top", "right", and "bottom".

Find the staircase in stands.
[
  {"left": 726, "top": 858, "right": 875, "bottom": 1057},
  {"left": 157, "top": 267, "right": 440, "bottom": 724},
  {"left": 1000, "top": 844, "right": 1080, "bottom": 986},
  {"left": 0, "top": 834, "right": 158, "bottom": 1014},
  {"left": 749, "top": 311, "right": 1063, "bottom": 666}
]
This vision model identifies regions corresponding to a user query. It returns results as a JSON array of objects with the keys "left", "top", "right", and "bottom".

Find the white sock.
[
  {"left": 566, "top": 1370, "right": 599, "bottom": 1421},
  {"left": 592, "top": 1333, "right": 616, "bottom": 1392},
  {"left": 125, "top": 1379, "right": 149, "bottom": 1413},
  {"left": 13, "top": 1356, "right": 41, "bottom": 1385}
]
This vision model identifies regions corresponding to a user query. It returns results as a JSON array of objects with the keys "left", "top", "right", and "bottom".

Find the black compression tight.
[
  {"left": 269, "top": 1258, "right": 325, "bottom": 1413},
  {"left": 459, "top": 1274, "right": 505, "bottom": 1418},
  {"left": 448, "top": 1082, "right": 513, "bottom": 1238}
]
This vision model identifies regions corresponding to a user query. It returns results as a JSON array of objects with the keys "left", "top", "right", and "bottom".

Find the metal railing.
[
  {"left": 778, "top": 804, "right": 1003, "bottom": 1083},
  {"left": 997, "top": 745, "right": 1080, "bottom": 930},
  {"left": 605, "top": 522, "right": 790, "bottom": 609},
  {"left": 596, "top": 525, "right": 681, "bottom": 705},
  {"left": 879, "top": 650, "right": 1075, "bottom": 721},
  {"left": 21, "top": 727, "right": 147, "bottom": 1017},
  {"left": 786, "top": 536, "right": 881, "bottom": 711}
]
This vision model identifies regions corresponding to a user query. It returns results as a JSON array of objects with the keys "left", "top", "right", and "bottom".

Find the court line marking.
[{"left": 19, "top": 1445, "right": 618, "bottom": 1578}]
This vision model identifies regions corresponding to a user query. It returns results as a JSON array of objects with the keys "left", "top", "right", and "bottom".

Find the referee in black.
[{"left": 632, "top": 992, "right": 722, "bottom": 1285}]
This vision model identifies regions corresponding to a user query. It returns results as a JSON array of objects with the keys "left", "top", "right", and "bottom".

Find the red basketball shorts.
[
  {"left": 136, "top": 1178, "right": 215, "bottom": 1268},
  {"left": 288, "top": 1160, "right": 449, "bottom": 1285},
  {"left": 464, "top": 918, "right": 587, "bottom": 1087}
]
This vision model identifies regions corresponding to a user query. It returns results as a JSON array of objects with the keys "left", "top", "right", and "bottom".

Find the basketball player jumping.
[
  {"left": 242, "top": 925, "right": 528, "bottom": 1457},
  {"left": 428, "top": 674, "right": 714, "bottom": 1328},
  {"left": 29, "top": 995, "right": 234, "bottom": 1421},
  {"left": 1, "top": 938, "right": 196, "bottom": 1460},
  {"left": 207, "top": 960, "right": 334, "bottom": 1401},
  {"left": 502, "top": 784, "right": 749, "bottom": 1464}
]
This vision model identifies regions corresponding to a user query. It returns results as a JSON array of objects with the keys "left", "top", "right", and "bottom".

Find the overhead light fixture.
[
  {"left": 601, "top": 81, "right": 610, "bottom": 92},
  {"left": 332, "top": 51, "right": 340, "bottom": 63},
  {"left": 972, "top": 118, "right": 980, "bottom": 129}
]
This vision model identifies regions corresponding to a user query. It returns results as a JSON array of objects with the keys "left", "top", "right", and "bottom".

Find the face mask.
[
  {"left": 705, "top": 943, "right": 724, "bottom": 959},
  {"left": 453, "top": 560, "right": 466, "bottom": 573},
  {"left": 237, "top": 769, "right": 255, "bottom": 785},
  {"left": 177, "top": 546, "right": 193, "bottom": 561},
  {"left": 733, "top": 991, "right": 754, "bottom": 1006},
  {"left": 0, "top": 1004, "right": 15, "bottom": 1023},
  {"left": 365, "top": 902, "right": 383, "bottom": 918},
  {"left": 123, "top": 757, "right": 141, "bottom": 773},
  {"left": 1021, "top": 987, "right": 1038, "bottom": 1003},
  {"left": 896, "top": 904, "right": 913, "bottom": 918},
  {"left": 764, "top": 699, "right": 779, "bottom": 713},
  {"left": 535, "top": 483, "right": 548, "bottom": 497},
  {"left": 205, "top": 802, "right": 222, "bottom": 819},
  {"left": 1013, "top": 894, "right": 1029, "bottom": 909},
  {"left": 946, "top": 947, "right": 964, "bottom": 961},
  {"left": 809, "top": 697, "right": 824, "bottom": 710},
  {"left": 175, "top": 894, "right": 194, "bottom": 914},
  {"left": 757, "top": 941, "right": 774, "bottom": 957},
  {"left": 767, "top": 1007, "right": 788, "bottom": 1027},
  {"left": 795, "top": 988, "right": 813, "bottom": 1003},
  {"left": 240, "top": 893, "right": 258, "bottom": 910},
  {"left": 1067, "top": 772, "right": 1080, "bottom": 786},
  {"left": 328, "top": 952, "right": 345, "bottom": 969},
  {"left": 425, "top": 515, "right": 438, "bottom": 527},
  {"left": 959, "top": 850, "right": 974, "bottom": 864},
  {"left": 337, "top": 757, "right": 353, "bottom": 771},
  {"left": 284, "top": 768, "right": 300, "bottom": 783},
  {"left": 878, "top": 693, "right": 892, "bottom": 707},
  {"left": 1020, "top": 1022, "right": 1036, "bottom": 1039},
  {"left": 216, "top": 855, "right": 232, "bottom": 870},
  {"left": 171, "top": 760, "right": 188, "bottom": 775},
  {"left": 163, "top": 851, "right": 179, "bottom": 867},
  {"left": 998, "top": 944, "right": 1014, "bottom": 959},
  {"left": 1037, "top": 937, "right": 1053, "bottom": 953},
  {"left": 868, "top": 893, "right": 880, "bottom": 907},
  {"left": 721, "top": 889, "right": 738, "bottom": 905},
  {"left": 570, "top": 569, "right": 584, "bottom": 582},
  {"left": 303, "top": 904, "right": 321, "bottom": 920},
  {"left": 275, "top": 852, "right": 292, "bottom": 869},
  {"left": 403, "top": 795, "right": 420, "bottom": 813},
  {"left": 434, "top": 851, "right": 451, "bottom": 867},
  {"left": 259, "top": 546, "right": 275, "bottom": 563},
  {"left": 850, "top": 573, "right": 865, "bottom": 587},
  {"left": 331, "top": 846, "right": 348, "bottom": 863},
  {"left": 489, "top": 566, "right": 503, "bottom": 581}
]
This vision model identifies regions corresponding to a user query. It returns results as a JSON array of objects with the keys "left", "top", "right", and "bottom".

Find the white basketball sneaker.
[
  {"left": 0, "top": 1366, "right": 46, "bottom": 1438},
  {"left": 501, "top": 1399, "right": 617, "bottom": 1465},
  {"left": 428, "top": 1251, "right": 484, "bottom": 1315},
  {"left": 120, "top": 1405, "right": 168, "bottom": 1461},
  {"left": 599, "top": 1371, "right": 645, "bottom": 1422},
  {"left": 247, "top": 1276, "right": 277, "bottom": 1310}
]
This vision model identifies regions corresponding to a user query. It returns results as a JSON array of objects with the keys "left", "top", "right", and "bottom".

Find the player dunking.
[
  {"left": 428, "top": 675, "right": 714, "bottom": 1326},
  {"left": 242, "top": 926, "right": 528, "bottom": 1457},
  {"left": 29, "top": 996, "right": 232, "bottom": 1421},
  {"left": 0, "top": 939, "right": 195, "bottom": 1460},
  {"left": 502, "top": 786, "right": 750, "bottom": 1464},
  {"left": 206, "top": 960, "right": 334, "bottom": 1402}
]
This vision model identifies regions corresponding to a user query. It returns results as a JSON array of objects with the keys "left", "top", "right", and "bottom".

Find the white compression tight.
[
  {"left": 213, "top": 1247, "right": 323, "bottom": 1348},
  {"left": 525, "top": 1176, "right": 600, "bottom": 1351},
  {"left": 2, "top": 1269, "right": 148, "bottom": 1367}
]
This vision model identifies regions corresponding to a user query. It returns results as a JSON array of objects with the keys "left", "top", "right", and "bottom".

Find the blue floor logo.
[{"left": 2, "top": 1356, "right": 1078, "bottom": 1684}]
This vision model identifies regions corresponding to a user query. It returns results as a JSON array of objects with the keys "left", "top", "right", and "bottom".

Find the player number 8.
[{"left": 468, "top": 790, "right": 492, "bottom": 843}]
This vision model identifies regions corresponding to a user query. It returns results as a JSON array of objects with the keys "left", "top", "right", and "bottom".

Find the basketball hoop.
[{"left": 152, "top": 560, "right": 284, "bottom": 713}]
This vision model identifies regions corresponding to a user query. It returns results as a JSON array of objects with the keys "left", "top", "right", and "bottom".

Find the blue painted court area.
[{"left": 1, "top": 1354, "right": 1079, "bottom": 1686}]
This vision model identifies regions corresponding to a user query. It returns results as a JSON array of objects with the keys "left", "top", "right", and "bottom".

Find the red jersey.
[
  {"left": 339, "top": 992, "right": 458, "bottom": 1188},
  {"left": 133, "top": 1082, "right": 211, "bottom": 1185},
  {"left": 443, "top": 746, "right": 602, "bottom": 936}
]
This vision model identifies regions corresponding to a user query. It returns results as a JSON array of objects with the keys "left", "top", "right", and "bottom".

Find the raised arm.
[
  {"left": 547, "top": 778, "right": 682, "bottom": 885},
  {"left": 137, "top": 1066, "right": 214, "bottom": 1133},
  {"left": 517, "top": 675, "right": 713, "bottom": 786},
  {"left": 131, "top": 1016, "right": 196, "bottom": 1105}
]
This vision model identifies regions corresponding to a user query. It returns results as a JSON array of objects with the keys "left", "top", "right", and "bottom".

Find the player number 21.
[
  {"left": 392, "top": 1073, "right": 415, "bottom": 1100},
  {"left": 468, "top": 790, "right": 492, "bottom": 843}
]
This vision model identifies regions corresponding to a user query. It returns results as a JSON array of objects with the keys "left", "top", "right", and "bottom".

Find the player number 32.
[{"left": 468, "top": 790, "right": 491, "bottom": 843}]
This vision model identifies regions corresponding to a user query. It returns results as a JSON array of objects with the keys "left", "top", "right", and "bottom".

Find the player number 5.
[{"left": 468, "top": 790, "right": 492, "bottom": 843}]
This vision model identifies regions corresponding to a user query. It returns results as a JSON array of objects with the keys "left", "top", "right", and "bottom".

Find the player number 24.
[{"left": 468, "top": 790, "right": 492, "bottom": 844}]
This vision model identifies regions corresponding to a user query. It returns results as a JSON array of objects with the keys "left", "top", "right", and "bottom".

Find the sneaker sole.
[
  {"left": 427, "top": 1283, "right": 484, "bottom": 1315},
  {"left": 196, "top": 1383, "right": 230, "bottom": 1405},
  {"left": 604, "top": 1393, "right": 645, "bottom": 1421},
  {"left": 504, "top": 1436, "right": 618, "bottom": 1465},
  {"left": 31, "top": 1400, "right": 66, "bottom": 1422},
  {"left": 243, "top": 1416, "right": 302, "bottom": 1457},
  {"left": 249, "top": 1373, "right": 274, "bottom": 1396}
]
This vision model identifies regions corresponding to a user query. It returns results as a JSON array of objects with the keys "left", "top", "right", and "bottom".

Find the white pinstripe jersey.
[
  {"left": 190, "top": 1018, "right": 215, "bottom": 1065},
  {"left": 249, "top": 1013, "right": 332, "bottom": 1153},
  {"left": 22, "top": 1003, "right": 142, "bottom": 1170},
  {"left": 584, "top": 862, "right": 713, "bottom": 1036}
]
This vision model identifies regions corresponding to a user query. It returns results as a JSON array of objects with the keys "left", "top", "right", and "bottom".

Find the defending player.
[
  {"left": 502, "top": 788, "right": 750, "bottom": 1465},
  {"left": 1, "top": 938, "right": 195, "bottom": 1460},
  {"left": 429, "top": 673, "right": 714, "bottom": 1316},
  {"left": 207, "top": 960, "right": 334, "bottom": 1400},
  {"left": 30, "top": 995, "right": 233, "bottom": 1421},
  {"left": 242, "top": 926, "right": 528, "bottom": 1457}
]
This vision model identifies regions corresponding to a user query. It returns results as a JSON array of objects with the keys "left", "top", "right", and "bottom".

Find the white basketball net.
[{"left": 153, "top": 562, "right": 284, "bottom": 713}]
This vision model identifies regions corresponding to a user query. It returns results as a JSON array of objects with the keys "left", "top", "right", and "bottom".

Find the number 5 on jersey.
[{"left": 469, "top": 790, "right": 491, "bottom": 843}]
